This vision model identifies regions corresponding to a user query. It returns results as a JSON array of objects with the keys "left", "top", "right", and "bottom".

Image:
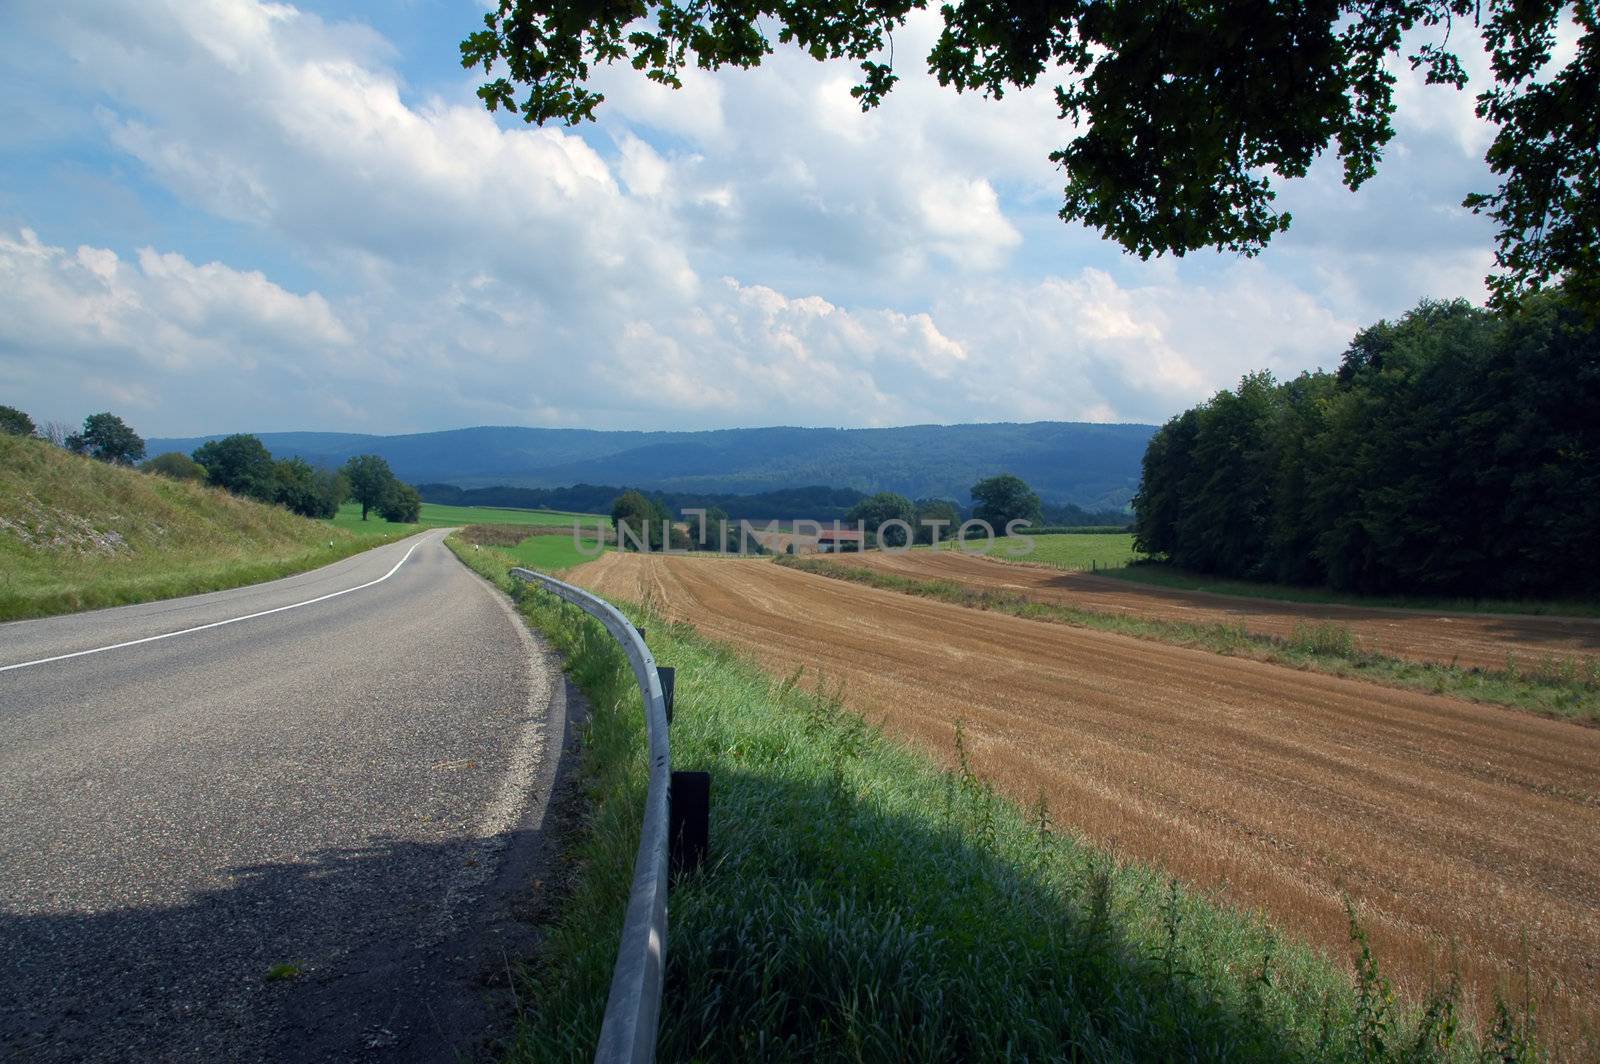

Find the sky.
[{"left": 0, "top": 0, "right": 1513, "bottom": 436}]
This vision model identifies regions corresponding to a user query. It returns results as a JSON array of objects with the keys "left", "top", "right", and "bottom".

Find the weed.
[{"left": 264, "top": 962, "right": 302, "bottom": 983}]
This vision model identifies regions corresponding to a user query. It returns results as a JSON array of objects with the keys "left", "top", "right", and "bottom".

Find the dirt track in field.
[
  {"left": 822, "top": 548, "right": 1600, "bottom": 672},
  {"left": 572, "top": 552, "right": 1600, "bottom": 1047}
]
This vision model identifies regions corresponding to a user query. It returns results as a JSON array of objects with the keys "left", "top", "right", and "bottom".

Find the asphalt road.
[{"left": 0, "top": 532, "right": 571, "bottom": 1062}]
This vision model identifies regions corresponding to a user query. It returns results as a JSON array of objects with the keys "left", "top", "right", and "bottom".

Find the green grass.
[
  {"left": 779, "top": 555, "right": 1600, "bottom": 724},
  {"left": 449, "top": 536, "right": 1534, "bottom": 1062},
  {"left": 1110, "top": 562, "right": 1600, "bottom": 618},
  {"left": 0, "top": 435, "right": 412, "bottom": 622},
  {"left": 326, "top": 500, "right": 605, "bottom": 536},
  {"left": 502, "top": 532, "right": 608, "bottom": 572},
  {"left": 932, "top": 531, "right": 1143, "bottom": 571}
]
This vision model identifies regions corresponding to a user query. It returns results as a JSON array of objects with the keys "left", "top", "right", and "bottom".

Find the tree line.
[
  {"left": 605, "top": 473, "right": 1055, "bottom": 552},
  {"left": 0, "top": 409, "right": 420, "bottom": 524},
  {"left": 422, "top": 480, "right": 1127, "bottom": 527},
  {"left": 1134, "top": 289, "right": 1600, "bottom": 599}
]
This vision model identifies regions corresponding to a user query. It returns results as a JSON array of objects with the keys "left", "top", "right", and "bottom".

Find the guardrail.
[{"left": 509, "top": 567, "right": 707, "bottom": 1064}]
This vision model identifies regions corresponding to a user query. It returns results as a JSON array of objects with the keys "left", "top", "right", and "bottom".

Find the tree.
[
  {"left": 846, "top": 492, "right": 917, "bottom": 547},
  {"left": 376, "top": 481, "right": 422, "bottom": 523},
  {"left": 274, "top": 458, "right": 347, "bottom": 519},
  {"left": 141, "top": 452, "right": 208, "bottom": 482},
  {"left": 193, "top": 435, "right": 277, "bottom": 501},
  {"left": 970, "top": 475, "right": 1042, "bottom": 534},
  {"left": 0, "top": 405, "right": 34, "bottom": 437},
  {"left": 913, "top": 498, "right": 960, "bottom": 544},
  {"left": 611, "top": 489, "right": 670, "bottom": 549},
  {"left": 36, "top": 420, "right": 71, "bottom": 447},
  {"left": 462, "top": 0, "right": 1600, "bottom": 313},
  {"left": 342, "top": 454, "right": 398, "bottom": 521},
  {"left": 66, "top": 412, "right": 145, "bottom": 465},
  {"left": 687, "top": 505, "right": 729, "bottom": 550}
]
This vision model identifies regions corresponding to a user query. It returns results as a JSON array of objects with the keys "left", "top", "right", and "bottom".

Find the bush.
[
  {"left": 141, "top": 452, "right": 209, "bottom": 482},
  {"left": 0, "top": 404, "right": 35, "bottom": 437},
  {"left": 376, "top": 481, "right": 421, "bottom": 523}
]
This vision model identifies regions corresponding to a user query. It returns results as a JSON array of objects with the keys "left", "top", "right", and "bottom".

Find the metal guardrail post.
[{"left": 509, "top": 568, "right": 673, "bottom": 1064}]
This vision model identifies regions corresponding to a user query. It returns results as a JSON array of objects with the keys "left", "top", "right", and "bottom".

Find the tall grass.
[
  {"left": 779, "top": 555, "right": 1600, "bottom": 724},
  {"left": 449, "top": 538, "right": 1528, "bottom": 1062}
]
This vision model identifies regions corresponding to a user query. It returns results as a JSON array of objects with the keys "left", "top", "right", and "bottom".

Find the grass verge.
[
  {"left": 779, "top": 555, "right": 1600, "bottom": 724},
  {"left": 1109, "top": 561, "right": 1600, "bottom": 619},
  {"left": 449, "top": 536, "right": 1536, "bottom": 1062}
]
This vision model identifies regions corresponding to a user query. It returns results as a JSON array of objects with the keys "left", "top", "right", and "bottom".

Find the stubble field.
[{"left": 570, "top": 551, "right": 1600, "bottom": 1050}]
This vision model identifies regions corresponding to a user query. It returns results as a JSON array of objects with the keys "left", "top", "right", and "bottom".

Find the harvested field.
[
  {"left": 570, "top": 551, "right": 1600, "bottom": 1050},
  {"left": 830, "top": 548, "right": 1600, "bottom": 672}
]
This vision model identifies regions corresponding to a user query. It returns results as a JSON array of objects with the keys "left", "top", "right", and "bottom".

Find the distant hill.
[{"left": 148, "top": 422, "right": 1156, "bottom": 510}]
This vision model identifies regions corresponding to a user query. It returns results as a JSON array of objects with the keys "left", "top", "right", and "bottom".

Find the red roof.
[{"left": 815, "top": 529, "right": 864, "bottom": 541}]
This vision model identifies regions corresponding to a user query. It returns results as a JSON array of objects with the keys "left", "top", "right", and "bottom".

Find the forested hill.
[{"left": 148, "top": 422, "right": 1155, "bottom": 510}]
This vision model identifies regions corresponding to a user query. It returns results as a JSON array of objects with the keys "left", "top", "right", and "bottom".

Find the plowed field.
[
  {"left": 828, "top": 548, "right": 1600, "bottom": 672},
  {"left": 571, "top": 551, "right": 1600, "bottom": 1046}
]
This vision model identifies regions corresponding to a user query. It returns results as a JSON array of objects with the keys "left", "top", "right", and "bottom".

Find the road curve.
[{"left": 0, "top": 532, "right": 568, "bottom": 1063}]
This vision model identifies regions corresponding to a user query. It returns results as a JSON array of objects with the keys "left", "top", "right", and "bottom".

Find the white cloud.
[{"left": 0, "top": 0, "right": 1508, "bottom": 436}]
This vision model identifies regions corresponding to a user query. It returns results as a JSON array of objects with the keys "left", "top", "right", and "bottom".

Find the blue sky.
[{"left": 0, "top": 0, "right": 1512, "bottom": 436}]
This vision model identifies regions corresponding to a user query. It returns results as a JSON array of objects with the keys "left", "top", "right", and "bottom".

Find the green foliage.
[
  {"left": 611, "top": 489, "right": 681, "bottom": 550},
  {"left": 65, "top": 412, "right": 145, "bottom": 466},
  {"left": 1134, "top": 290, "right": 1600, "bottom": 598},
  {"left": 272, "top": 458, "right": 346, "bottom": 519},
  {"left": 140, "top": 452, "right": 208, "bottom": 483},
  {"left": 193, "top": 434, "right": 277, "bottom": 501},
  {"left": 341, "top": 454, "right": 397, "bottom": 521},
  {"left": 0, "top": 404, "right": 35, "bottom": 437},
  {"left": 685, "top": 504, "right": 729, "bottom": 550},
  {"left": 462, "top": 0, "right": 1599, "bottom": 312},
  {"left": 845, "top": 492, "right": 916, "bottom": 546},
  {"left": 912, "top": 498, "right": 960, "bottom": 543},
  {"left": 969, "top": 473, "right": 1042, "bottom": 533},
  {"left": 375, "top": 480, "right": 421, "bottom": 523}
]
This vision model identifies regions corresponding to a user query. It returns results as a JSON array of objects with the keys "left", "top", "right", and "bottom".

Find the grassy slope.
[
  {"left": 781, "top": 555, "right": 1600, "bottom": 724},
  {"left": 0, "top": 436, "right": 410, "bottom": 622},
  {"left": 452, "top": 537, "right": 1528, "bottom": 1062},
  {"left": 1110, "top": 562, "right": 1600, "bottom": 619}
]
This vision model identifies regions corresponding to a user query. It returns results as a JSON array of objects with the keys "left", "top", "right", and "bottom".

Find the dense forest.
[{"left": 1134, "top": 290, "right": 1600, "bottom": 598}]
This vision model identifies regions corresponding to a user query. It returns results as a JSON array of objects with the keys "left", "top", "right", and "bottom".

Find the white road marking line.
[{"left": 0, "top": 535, "right": 432, "bottom": 674}]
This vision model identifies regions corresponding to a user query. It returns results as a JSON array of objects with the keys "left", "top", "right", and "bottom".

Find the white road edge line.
[{"left": 0, "top": 534, "right": 433, "bottom": 674}]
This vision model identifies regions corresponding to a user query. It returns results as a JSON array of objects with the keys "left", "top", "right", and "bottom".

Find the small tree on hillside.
[
  {"left": 846, "top": 492, "right": 917, "bottom": 547},
  {"left": 342, "top": 454, "right": 398, "bottom": 521},
  {"left": 36, "top": 420, "right": 71, "bottom": 447},
  {"left": 971, "top": 474, "right": 1042, "bottom": 535},
  {"left": 142, "top": 452, "right": 209, "bottom": 482},
  {"left": 193, "top": 435, "right": 277, "bottom": 501},
  {"left": 66, "top": 412, "right": 145, "bottom": 466},
  {"left": 0, "top": 405, "right": 35, "bottom": 437}
]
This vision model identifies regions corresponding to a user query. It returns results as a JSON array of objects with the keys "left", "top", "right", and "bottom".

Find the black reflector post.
[
  {"left": 657, "top": 666, "right": 676, "bottom": 724},
  {"left": 669, "top": 770, "right": 709, "bottom": 880}
]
